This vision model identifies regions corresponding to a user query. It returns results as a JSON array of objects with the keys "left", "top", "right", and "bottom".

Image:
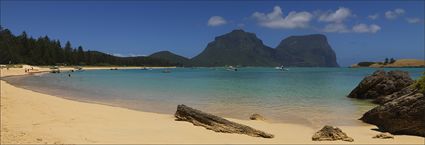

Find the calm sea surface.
[{"left": 4, "top": 67, "right": 423, "bottom": 127}]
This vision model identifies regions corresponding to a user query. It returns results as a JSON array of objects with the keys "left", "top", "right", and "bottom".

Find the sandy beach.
[
  {"left": 0, "top": 66, "right": 175, "bottom": 78},
  {"left": 1, "top": 68, "right": 424, "bottom": 144}
]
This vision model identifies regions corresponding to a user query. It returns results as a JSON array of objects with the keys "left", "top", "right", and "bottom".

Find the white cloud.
[
  {"left": 385, "top": 8, "right": 405, "bottom": 19},
  {"left": 252, "top": 6, "right": 313, "bottom": 29},
  {"left": 352, "top": 23, "right": 381, "bottom": 33},
  {"left": 251, "top": 6, "right": 382, "bottom": 34},
  {"left": 406, "top": 17, "right": 421, "bottom": 24},
  {"left": 395, "top": 8, "right": 405, "bottom": 14},
  {"left": 322, "top": 23, "right": 350, "bottom": 33},
  {"left": 322, "top": 23, "right": 381, "bottom": 33},
  {"left": 207, "top": 16, "right": 227, "bottom": 27},
  {"left": 368, "top": 14, "right": 379, "bottom": 20},
  {"left": 237, "top": 23, "right": 245, "bottom": 28},
  {"left": 318, "top": 7, "right": 352, "bottom": 23}
]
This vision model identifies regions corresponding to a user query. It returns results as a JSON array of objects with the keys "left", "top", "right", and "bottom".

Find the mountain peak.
[
  {"left": 276, "top": 34, "right": 339, "bottom": 67},
  {"left": 214, "top": 29, "right": 262, "bottom": 44},
  {"left": 285, "top": 34, "right": 327, "bottom": 42},
  {"left": 230, "top": 29, "right": 246, "bottom": 33},
  {"left": 191, "top": 30, "right": 339, "bottom": 67},
  {"left": 191, "top": 30, "right": 276, "bottom": 66}
]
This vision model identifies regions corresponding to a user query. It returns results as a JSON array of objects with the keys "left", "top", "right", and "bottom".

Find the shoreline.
[
  {"left": 0, "top": 65, "right": 176, "bottom": 78},
  {"left": 1, "top": 68, "right": 424, "bottom": 144},
  {"left": 2, "top": 75, "right": 374, "bottom": 129},
  {"left": 2, "top": 73, "right": 376, "bottom": 129}
]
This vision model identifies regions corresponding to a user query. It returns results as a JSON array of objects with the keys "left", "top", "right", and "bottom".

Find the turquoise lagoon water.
[{"left": 4, "top": 67, "right": 424, "bottom": 127}]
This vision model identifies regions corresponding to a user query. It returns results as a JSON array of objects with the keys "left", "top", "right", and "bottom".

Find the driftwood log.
[{"left": 174, "top": 104, "right": 274, "bottom": 138}]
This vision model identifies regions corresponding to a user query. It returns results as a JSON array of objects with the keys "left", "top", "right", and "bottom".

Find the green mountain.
[
  {"left": 190, "top": 29, "right": 278, "bottom": 67},
  {"left": 149, "top": 51, "right": 189, "bottom": 66},
  {"left": 275, "top": 34, "right": 339, "bottom": 67},
  {"left": 190, "top": 30, "right": 339, "bottom": 67}
]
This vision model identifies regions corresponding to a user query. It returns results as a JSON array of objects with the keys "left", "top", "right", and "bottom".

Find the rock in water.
[
  {"left": 360, "top": 90, "right": 425, "bottom": 137},
  {"left": 249, "top": 113, "right": 265, "bottom": 121},
  {"left": 174, "top": 104, "right": 274, "bottom": 138},
  {"left": 372, "top": 133, "right": 394, "bottom": 139},
  {"left": 347, "top": 70, "right": 414, "bottom": 99},
  {"left": 312, "top": 125, "right": 354, "bottom": 142}
]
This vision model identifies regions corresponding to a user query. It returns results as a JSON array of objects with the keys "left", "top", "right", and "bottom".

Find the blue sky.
[{"left": 1, "top": 1, "right": 424, "bottom": 66}]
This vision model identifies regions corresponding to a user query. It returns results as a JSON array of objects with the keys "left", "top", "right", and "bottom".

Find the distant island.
[
  {"left": 351, "top": 59, "right": 425, "bottom": 68},
  {"left": 1, "top": 27, "right": 339, "bottom": 67}
]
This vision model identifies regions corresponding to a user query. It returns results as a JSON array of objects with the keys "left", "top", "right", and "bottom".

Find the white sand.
[{"left": 1, "top": 67, "right": 423, "bottom": 144}]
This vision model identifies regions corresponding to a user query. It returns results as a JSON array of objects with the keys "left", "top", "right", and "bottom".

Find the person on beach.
[{"left": 68, "top": 74, "right": 71, "bottom": 77}]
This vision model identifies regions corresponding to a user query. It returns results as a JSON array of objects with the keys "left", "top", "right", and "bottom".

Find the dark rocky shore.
[
  {"left": 172, "top": 69, "right": 424, "bottom": 139},
  {"left": 349, "top": 70, "right": 425, "bottom": 137},
  {"left": 347, "top": 70, "right": 414, "bottom": 99}
]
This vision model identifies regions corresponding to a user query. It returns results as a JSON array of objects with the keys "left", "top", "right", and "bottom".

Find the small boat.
[
  {"left": 75, "top": 66, "right": 83, "bottom": 70},
  {"left": 162, "top": 69, "right": 171, "bottom": 73},
  {"left": 275, "top": 65, "right": 289, "bottom": 71},
  {"left": 226, "top": 66, "right": 238, "bottom": 71},
  {"left": 50, "top": 66, "right": 60, "bottom": 73}
]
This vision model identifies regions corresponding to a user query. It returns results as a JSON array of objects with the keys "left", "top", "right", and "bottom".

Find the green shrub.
[
  {"left": 390, "top": 58, "right": 396, "bottom": 64},
  {"left": 357, "top": 62, "right": 376, "bottom": 67},
  {"left": 412, "top": 72, "right": 425, "bottom": 94}
]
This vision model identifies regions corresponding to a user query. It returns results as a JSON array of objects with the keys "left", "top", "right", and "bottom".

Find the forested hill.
[
  {"left": 149, "top": 51, "right": 189, "bottom": 66},
  {"left": 0, "top": 27, "right": 176, "bottom": 66}
]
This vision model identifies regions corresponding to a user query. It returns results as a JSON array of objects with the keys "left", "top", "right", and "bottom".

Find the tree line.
[
  {"left": 384, "top": 58, "right": 396, "bottom": 64},
  {"left": 357, "top": 58, "right": 397, "bottom": 67},
  {"left": 0, "top": 27, "right": 176, "bottom": 66}
]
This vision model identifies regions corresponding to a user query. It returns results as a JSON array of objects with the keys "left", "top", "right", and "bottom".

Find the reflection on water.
[{"left": 4, "top": 67, "right": 422, "bottom": 128}]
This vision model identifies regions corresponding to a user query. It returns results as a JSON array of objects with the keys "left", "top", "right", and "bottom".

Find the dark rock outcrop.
[
  {"left": 149, "top": 51, "right": 189, "bottom": 66},
  {"left": 249, "top": 113, "right": 265, "bottom": 121},
  {"left": 174, "top": 104, "right": 274, "bottom": 138},
  {"left": 372, "top": 133, "right": 394, "bottom": 139},
  {"left": 347, "top": 70, "right": 414, "bottom": 99},
  {"left": 275, "top": 34, "right": 339, "bottom": 67},
  {"left": 312, "top": 125, "right": 354, "bottom": 142},
  {"left": 352, "top": 70, "right": 425, "bottom": 137},
  {"left": 373, "top": 86, "right": 415, "bottom": 104},
  {"left": 360, "top": 89, "right": 425, "bottom": 137}
]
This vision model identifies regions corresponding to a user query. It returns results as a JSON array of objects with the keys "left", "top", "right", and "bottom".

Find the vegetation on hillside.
[
  {"left": 0, "top": 26, "right": 176, "bottom": 66},
  {"left": 149, "top": 51, "right": 189, "bottom": 67},
  {"left": 357, "top": 62, "right": 376, "bottom": 67},
  {"left": 191, "top": 30, "right": 339, "bottom": 67},
  {"left": 412, "top": 72, "right": 425, "bottom": 94}
]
